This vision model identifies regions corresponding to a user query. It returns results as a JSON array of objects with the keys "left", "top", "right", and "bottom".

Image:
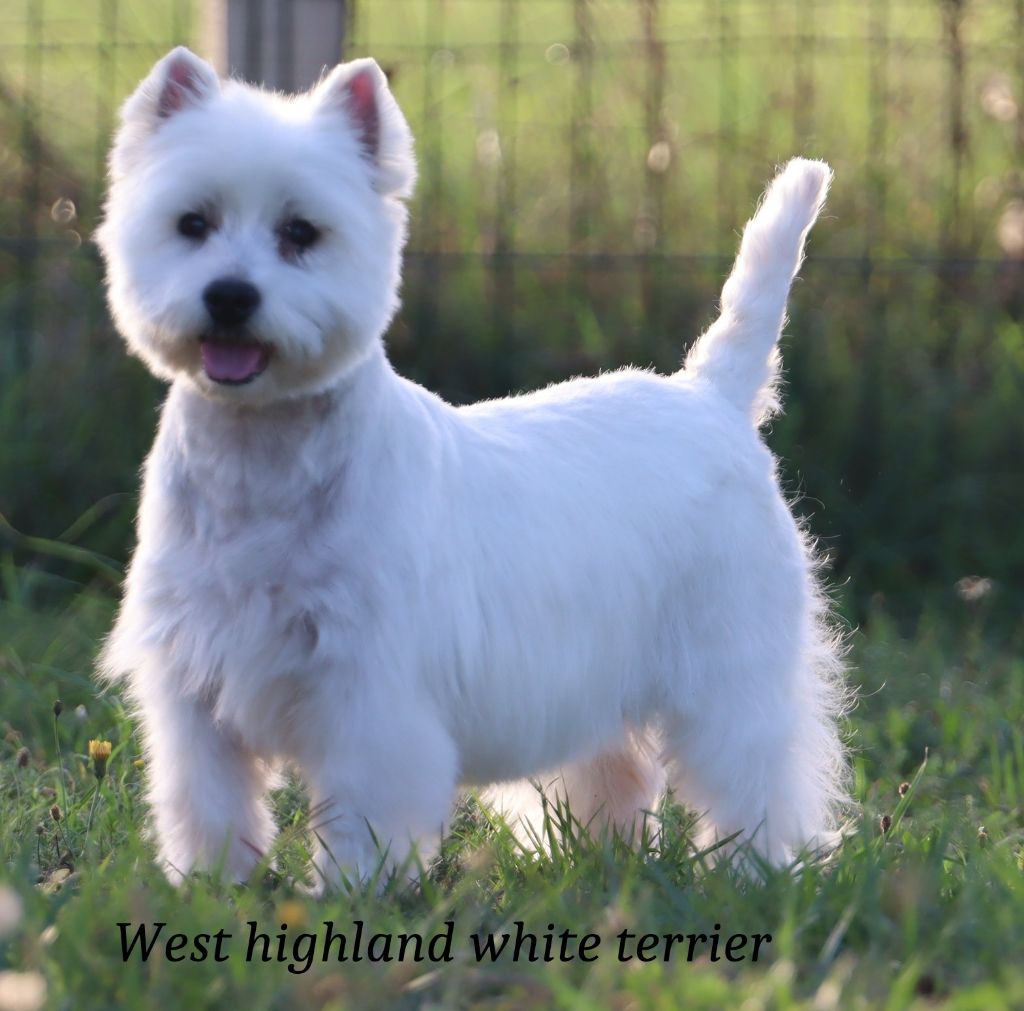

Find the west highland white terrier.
[{"left": 96, "top": 47, "right": 848, "bottom": 889}]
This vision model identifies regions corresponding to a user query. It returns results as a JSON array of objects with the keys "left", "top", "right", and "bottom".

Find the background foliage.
[{"left": 1, "top": 0, "right": 1022, "bottom": 617}]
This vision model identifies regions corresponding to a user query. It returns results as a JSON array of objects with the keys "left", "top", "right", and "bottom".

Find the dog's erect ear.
[
  {"left": 313, "top": 59, "right": 417, "bottom": 199},
  {"left": 124, "top": 47, "right": 220, "bottom": 127},
  {"left": 154, "top": 47, "right": 220, "bottom": 117},
  {"left": 106, "top": 47, "right": 219, "bottom": 180}
]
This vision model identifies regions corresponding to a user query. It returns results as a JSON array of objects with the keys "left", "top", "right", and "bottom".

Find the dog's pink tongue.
[{"left": 201, "top": 341, "right": 269, "bottom": 382}]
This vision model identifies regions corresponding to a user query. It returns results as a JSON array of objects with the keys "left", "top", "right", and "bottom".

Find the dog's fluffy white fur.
[{"left": 96, "top": 48, "right": 849, "bottom": 889}]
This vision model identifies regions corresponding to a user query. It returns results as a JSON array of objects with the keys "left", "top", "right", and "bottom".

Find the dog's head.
[{"left": 96, "top": 47, "right": 415, "bottom": 403}]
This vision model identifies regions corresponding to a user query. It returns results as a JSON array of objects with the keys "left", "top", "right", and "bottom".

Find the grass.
[{"left": 1, "top": 572, "right": 1022, "bottom": 1009}]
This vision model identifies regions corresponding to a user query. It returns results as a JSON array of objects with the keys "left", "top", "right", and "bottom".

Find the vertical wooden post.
[{"left": 203, "top": 0, "right": 349, "bottom": 90}]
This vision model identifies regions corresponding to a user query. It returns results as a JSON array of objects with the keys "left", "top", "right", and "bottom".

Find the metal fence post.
[{"left": 203, "top": 0, "right": 349, "bottom": 90}]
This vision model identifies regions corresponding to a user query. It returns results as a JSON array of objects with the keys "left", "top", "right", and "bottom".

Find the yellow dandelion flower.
[
  {"left": 88, "top": 739, "right": 112, "bottom": 780},
  {"left": 276, "top": 900, "right": 307, "bottom": 929}
]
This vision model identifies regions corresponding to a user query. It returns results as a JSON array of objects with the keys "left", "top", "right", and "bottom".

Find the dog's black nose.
[{"left": 203, "top": 278, "right": 261, "bottom": 327}]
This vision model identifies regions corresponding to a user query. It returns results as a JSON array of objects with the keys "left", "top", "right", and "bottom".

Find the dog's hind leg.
[
  {"left": 484, "top": 730, "right": 664, "bottom": 849},
  {"left": 661, "top": 610, "right": 847, "bottom": 868}
]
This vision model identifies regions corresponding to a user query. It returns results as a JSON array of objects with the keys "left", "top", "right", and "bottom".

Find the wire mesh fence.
[
  {"left": 1, "top": 0, "right": 195, "bottom": 373},
  {"left": 1, "top": 0, "right": 1023, "bottom": 608}
]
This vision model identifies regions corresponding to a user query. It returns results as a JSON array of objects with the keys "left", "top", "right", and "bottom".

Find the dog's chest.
[{"left": 127, "top": 434, "right": 355, "bottom": 720}]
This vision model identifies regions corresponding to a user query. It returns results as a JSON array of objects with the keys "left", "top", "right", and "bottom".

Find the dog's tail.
[{"left": 683, "top": 157, "right": 831, "bottom": 425}]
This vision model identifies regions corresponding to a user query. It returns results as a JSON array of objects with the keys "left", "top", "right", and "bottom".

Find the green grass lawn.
[{"left": 1, "top": 577, "right": 1022, "bottom": 1009}]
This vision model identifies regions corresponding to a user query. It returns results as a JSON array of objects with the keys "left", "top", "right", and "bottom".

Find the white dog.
[{"left": 97, "top": 47, "right": 848, "bottom": 889}]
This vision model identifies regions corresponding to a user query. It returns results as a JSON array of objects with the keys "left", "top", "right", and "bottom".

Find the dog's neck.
[{"left": 157, "top": 345, "right": 401, "bottom": 516}]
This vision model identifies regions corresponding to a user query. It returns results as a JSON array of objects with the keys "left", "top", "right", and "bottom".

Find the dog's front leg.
[
  {"left": 136, "top": 686, "right": 277, "bottom": 884},
  {"left": 297, "top": 696, "right": 458, "bottom": 893}
]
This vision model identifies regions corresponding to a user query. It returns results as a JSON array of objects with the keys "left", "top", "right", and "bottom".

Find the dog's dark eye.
[
  {"left": 280, "top": 217, "right": 320, "bottom": 252},
  {"left": 178, "top": 212, "right": 210, "bottom": 240}
]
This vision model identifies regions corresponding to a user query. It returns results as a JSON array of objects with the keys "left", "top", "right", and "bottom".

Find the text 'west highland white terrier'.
[{"left": 97, "top": 47, "right": 849, "bottom": 890}]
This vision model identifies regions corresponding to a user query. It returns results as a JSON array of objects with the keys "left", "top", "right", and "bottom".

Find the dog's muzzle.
[{"left": 200, "top": 278, "right": 270, "bottom": 384}]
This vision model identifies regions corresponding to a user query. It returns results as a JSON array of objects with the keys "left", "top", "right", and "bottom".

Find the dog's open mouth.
[{"left": 200, "top": 339, "right": 271, "bottom": 384}]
